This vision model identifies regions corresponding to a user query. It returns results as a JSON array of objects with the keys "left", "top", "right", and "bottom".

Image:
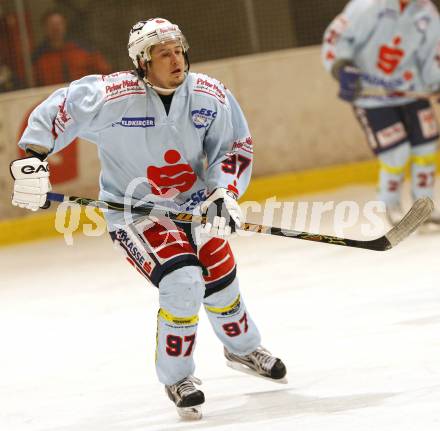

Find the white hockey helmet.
[{"left": 128, "top": 18, "right": 189, "bottom": 69}]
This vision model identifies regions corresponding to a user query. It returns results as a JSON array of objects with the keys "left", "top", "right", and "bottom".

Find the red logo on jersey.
[
  {"left": 326, "top": 50, "right": 336, "bottom": 61},
  {"left": 403, "top": 70, "right": 413, "bottom": 81},
  {"left": 147, "top": 150, "right": 197, "bottom": 198},
  {"left": 377, "top": 37, "right": 405, "bottom": 75}
]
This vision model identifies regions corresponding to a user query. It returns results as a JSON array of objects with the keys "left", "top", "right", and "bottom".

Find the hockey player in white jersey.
[
  {"left": 9, "top": 18, "right": 286, "bottom": 420},
  {"left": 322, "top": 0, "right": 440, "bottom": 225}
]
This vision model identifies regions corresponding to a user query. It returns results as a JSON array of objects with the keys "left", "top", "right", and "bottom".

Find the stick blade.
[{"left": 385, "top": 197, "right": 434, "bottom": 248}]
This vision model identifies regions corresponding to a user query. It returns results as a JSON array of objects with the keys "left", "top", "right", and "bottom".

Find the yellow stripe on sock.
[
  {"left": 205, "top": 295, "right": 241, "bottom": 314},
  {"left": 379, "top": 161, "right": 407, "bottom": 175},
  {"left": 155, "top": 310, "right": 159, "bottom": 364},
  {"left": 158, "top": 308, "right": 199, "bottom": 325},
  {"left": 411, "top": 153, "right": 437, "bottom": 166}
]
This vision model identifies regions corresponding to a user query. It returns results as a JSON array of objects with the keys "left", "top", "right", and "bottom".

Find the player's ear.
[
  {"left": 144, "top": 59, "right": 154, "bottom": 75},
  {"left": 140, "top": 59, "right": 148, "bottom": 72}
]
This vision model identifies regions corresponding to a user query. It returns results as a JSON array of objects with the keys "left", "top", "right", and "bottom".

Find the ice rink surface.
[{"left": 1, "top": 185, "right": 440, "bottom": 431}]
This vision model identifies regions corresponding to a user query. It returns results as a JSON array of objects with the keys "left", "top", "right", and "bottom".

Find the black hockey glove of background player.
[{"left": 331, "top": 59, "right": 361, "bottom": 102}]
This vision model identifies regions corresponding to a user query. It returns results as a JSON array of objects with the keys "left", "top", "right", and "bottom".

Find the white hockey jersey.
[
  {"left": 322, "top": 0, "right": 440, "bottom": 107},
  {"left": 18, "top": 71, "right": 253, "bottom": 230}
]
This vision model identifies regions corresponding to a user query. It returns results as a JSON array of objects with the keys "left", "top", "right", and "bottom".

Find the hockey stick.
[
  {"left": 46, "top": 192, "right": 433, "bottom": 251},
  {"left": 360, "top": 87, "right": 440, "bottom": 100}
]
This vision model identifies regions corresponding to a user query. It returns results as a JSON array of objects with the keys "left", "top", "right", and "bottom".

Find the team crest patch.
[{"left": 191, "top": 108, "right": 217, "bottom": 129}]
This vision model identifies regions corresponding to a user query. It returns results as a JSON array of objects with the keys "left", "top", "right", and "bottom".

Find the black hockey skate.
[
  {"left": 224, "top": 346, "right": 287, "bottom": 383},
  {"left": 165, "top": 376, "right": 205, "bottom": 420}
]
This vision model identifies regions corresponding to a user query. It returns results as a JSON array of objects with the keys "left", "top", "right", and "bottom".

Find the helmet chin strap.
[{"left": 143, "top": 78, "right": 177, "bottom": 95}]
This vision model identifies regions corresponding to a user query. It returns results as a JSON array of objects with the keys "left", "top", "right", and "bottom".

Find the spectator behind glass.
[{"left": 32, "top": 10, "right": 111, "bottom": 86}]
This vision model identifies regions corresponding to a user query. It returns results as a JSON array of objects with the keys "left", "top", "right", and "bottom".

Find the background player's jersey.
[
  {"left": 322, "top": 0, "right": 440, "bottom": 108},
  {"left": 18, "top": 71, "right": 253, "bottom": 230}
]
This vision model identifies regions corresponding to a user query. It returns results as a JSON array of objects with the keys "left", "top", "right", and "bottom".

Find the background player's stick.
[
  {"left": 360, "top": 87, "right": 440, "bottom": 100},
  {"left": 47, "top": 192, "right": 433, "bottom": 251}
]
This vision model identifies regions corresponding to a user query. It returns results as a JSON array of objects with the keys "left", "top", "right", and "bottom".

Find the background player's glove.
[
  {"left": 10, "top": 157, "right": 51, "bottom": 211},
  {"left": 200, "top": 188, "right": 244, "bottom": 238},
  {"left": 331, "top": 59, "right": 361, "bottom": 102}
]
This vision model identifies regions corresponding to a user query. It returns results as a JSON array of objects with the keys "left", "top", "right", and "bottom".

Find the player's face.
[{"left": 146, "top": 41, "right": 186, "bottom": 89}]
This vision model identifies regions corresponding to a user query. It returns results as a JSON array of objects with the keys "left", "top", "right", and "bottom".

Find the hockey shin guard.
[
  {"left": 378, "top": 143, "right": 411, "bottom": 207},
  {"left": 411, "top": 142, "right": 437, "bottom": 201},
  {"left": 203, "top": 278, "right": 261, "bottom": 356},
  {"left": 156, "top": 266, "right": 204, "bottom": 385}
]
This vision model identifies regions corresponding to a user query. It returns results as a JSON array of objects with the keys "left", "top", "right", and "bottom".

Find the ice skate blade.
[
  {"left": 226, "top": 360, "right": 288, "bottom": 384},
  {"left": 176, "top": 405, "right": 203, "bottom": 420}
]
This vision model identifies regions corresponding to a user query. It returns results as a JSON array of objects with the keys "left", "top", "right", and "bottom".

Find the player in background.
[
  {"left": 9, "top": 18, "right": 286, "bottom": 420},
  {"left": 322, "top": 0, "right": 440, "bottom": 225}
]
